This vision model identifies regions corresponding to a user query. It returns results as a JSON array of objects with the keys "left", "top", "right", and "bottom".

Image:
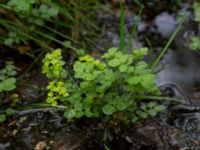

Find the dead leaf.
[
  {"left": 34, "top": 141, "right": 47, "bottom": 150},
  {"left": 17, "top": 45, "right": 31, "bottom": 54}
]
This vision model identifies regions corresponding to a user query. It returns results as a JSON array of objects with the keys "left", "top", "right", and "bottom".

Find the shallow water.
[{"left": 98, "top": 6, "right": 200, "bottom": 149}]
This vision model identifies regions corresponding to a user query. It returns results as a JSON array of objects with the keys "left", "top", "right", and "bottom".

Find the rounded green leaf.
[
  {"left": 147, "top": 102, "right": 157, "bottom": 108},
  {"left": 131, "top": 116, "right": 139, "bottom": 123},
  {"left": 120, "top": 55, "right": 128, "bottom": 64},
  {"left": 116, "top": 102, "right": 126, "bottom": 111},
  {"left": 108, "top": 47, "right": 118, "bottom": 54},
  {"left": 138, "top": 112, "right": 148, "bottom": 119},
  {"left": 0, "top": 78, "right": 16, "bottom": 91},
  {"left": 103, "top": 105, "right": 115, "bottom": 115},
  {"left": 154, "top": 105, "right": 166, "bottom": 112},
  {"left": 127, "top": 76, "right": 140, "bottom": 84},
  {"left": 0, "top": 75, "right": 6, "bottom": 80},
  {"left": 63, "top": 41, "right": 71, "bottom": 48},
  {"left": 108, "top": 58, "right": 121, "bottom": 67},
  {"left": 64, "top": 109, "right": 76, "bottom": 119},
  {"left": 0, "top": 114, "right": 6, "bottom": 123},
  {"left": 119, "top": 64, "right": 128, "bottom": 72},
  {"left": 140, "top": 104, "right": 147, "bottom": 110},
  {"left": 148, "top": 109, "right": 157, "bottom": 117},
  {"left": 4, "top": 38, "right": 14, "bottom": 46},
  {"left": 141, "top": 74, "right": 155, "bottom": 87},
  {"left": 6, "top": 108, "right": 17, "bottom": 116},
  {"left": 85, "top": 109, "right": 94, "bottom": 118}
]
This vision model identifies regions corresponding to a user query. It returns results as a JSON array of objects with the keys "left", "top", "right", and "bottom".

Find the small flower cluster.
[
  {"left": 42, "top": 49, "right": 68, "bottom": 105},
  {"left": 47, "top": 80, "right": 68, "bottom": 105},
  {"left": 42, "top": 49, "right": 67, "bottom": 79}
]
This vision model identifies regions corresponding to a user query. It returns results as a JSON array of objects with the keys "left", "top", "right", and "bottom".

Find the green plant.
[
  {"left": 7, "top": 0, "right": 36, "bottom": 14},
  {"left": 42, "top": 49, "right": 67, "bottom": 79},
  {"left": 10, "top": 93, "right": 19, "bottom": 107},
  {"left": 189, "top": 36, "right": 200, "bottom": 50},
  {"left": 7, "top": 0, "right": 58, "bottom": 19},
  {"left": 133, "top": 102, "right": 165, "bottom": 122},
  {"left": 151, "top": 20, "right": 184, "bottom": 68},
  {"left": 0, "top": 64, "right": 17, "bottom": 123},
  {"left": 0, "top": 108, "right": 17, "bottom": 123},
  {"left": 189, "top": 2, "right": 200, "bottom": 50},
  {"left": 1, "top": 0, "right": 102, "bottom": 51},
  {"left": 4, "top": 31, "right": 27, "bottom": 46},
  {"left": 119, "top": 0, "right": 143, "bottom": 53},
  {"left": 193, "top": 2, "right": 200, "bottom": 22},
  {"left": 0, "top": 64, "right": 17, "bottom": 92},
  {"left": 3, "top": 0, "right": 59, "bottom": 47},
  {"left": 42, "top": 48, "right": 165, "bottom": 123}
]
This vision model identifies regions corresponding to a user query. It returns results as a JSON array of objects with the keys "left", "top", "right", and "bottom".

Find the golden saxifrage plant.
[{"left": 42, "top": 48, "right": 165, "bottom": 123}]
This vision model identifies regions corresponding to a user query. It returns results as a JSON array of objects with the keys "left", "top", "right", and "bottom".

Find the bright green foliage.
[
  {"left": 7, "top": 0, "right": 36, "bottom": 14},
  {"left": 0, "top": 65, "right": 17, "bottom": 92},
  {"left": 42, "top": 49, "right": 68, "bottom": 106},
  {"left": 132, "top": 102, "right": 165, "bottom": 123},
  {"left": 47, "top": 80, "right": 69, "bottom": 105},
  {"left": 42, "top": 48, "right": 163, "bottom": 122},
  {"left": 189, "top": 36, "right": 200, "bottom": 50},
  {"left": 42, "top": 49, "right": 67, "bottom": 79}
]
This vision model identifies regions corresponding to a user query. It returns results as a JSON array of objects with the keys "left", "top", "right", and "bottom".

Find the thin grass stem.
[
  {"left": 151, "top": 21, "right": 184, "bottom": 69},
  {"left": 120, "top": 0, "right": 125, "bottom": 50}
]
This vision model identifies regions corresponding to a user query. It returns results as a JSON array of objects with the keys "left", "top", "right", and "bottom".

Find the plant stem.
[
  {"left": 151, "top": 20, "right": 184, "bottom": 69},
  {"left": 18, "top": 103, "right": 66, "bottom": 110},
  {"left": 135, "top": 95, "right": 185, "bottom": 103},
  {"left": 124, "top": 5, "right": 143, "bottom": 53}
]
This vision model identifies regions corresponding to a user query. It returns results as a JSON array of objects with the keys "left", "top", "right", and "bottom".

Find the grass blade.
[
  {"left": 124, "top": 5, "right": 143, "bottom": 53},
  {"left": 151, "top": 21, "right": 184, "bottom": 69},
  {"left": 120, "top": 0, "right": 125, "bottom": 50}
]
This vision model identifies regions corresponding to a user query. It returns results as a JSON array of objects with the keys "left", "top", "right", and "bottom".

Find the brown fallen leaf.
[
  {"left": 17, "top": 45, "right": 31, "bottom": 54},
  {"left": 34, "top": 141, "right": 47, "bottom": 150}
]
